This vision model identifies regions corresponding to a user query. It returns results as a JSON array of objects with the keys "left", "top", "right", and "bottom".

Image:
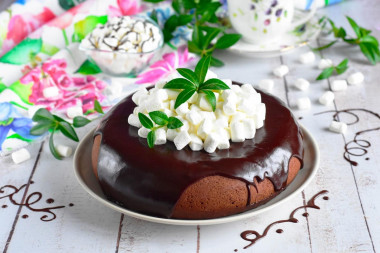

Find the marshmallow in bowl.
[
  {"left": 81, "top": 16, "right": 162, "bottom": 53},
  {"left": 128, "top": 72, "right": 266, "bottom": 153}
]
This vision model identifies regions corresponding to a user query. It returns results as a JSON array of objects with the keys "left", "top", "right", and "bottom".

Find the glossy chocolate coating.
[{"left": 94, "top": 86, "right": 303, "bottom": 218}]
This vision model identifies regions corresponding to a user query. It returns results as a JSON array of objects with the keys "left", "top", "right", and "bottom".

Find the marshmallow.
[
  {"left": 223, "top": 100, "right": 237, "bottom": 115},
  {"left": 221, "top": 89, "right": 238, "bottom": 103},
  {"left": 299, "top": 52, "right": 315, "bottom": 64},
  {"left": 331, "top": 80, "right": 347, "bottom": 91},
  {"left": 241, "top": 83, "right": 256, "bottom": 95},
  {"left": 175, "top": 102, "right": 190, "bottom": 115},
  {"left": 329, "top": 121, "right": 347, "bottom": 134},
  {"left": 144, "top": 96, "right": 164, "bottom": 112},
  {"left": 318, "top": 59, "right": 333, "bottom": 69},
  {"left": 138, "top": 127, "right": 150, "bottom": 138},
  {"left": 222, "top": 79, "right": 233, "bottom": 88},
  {"left": 217, "top": 134, "right": 230, "bottom": 149},
  {"left": 66, "top": 106, "right": 83, "bottom": 119},
  {"left": 166, "top": 90, "right": 180, "bottom": 100},
  {"left": 347, "top": 72, "right": 364, "bottom": 85},
  {"left": 197, "top": 118, "right": 213, "bottom": 139},
  {"left": 230, "top": 121, "right": 245, "bottom": 142},
  {"left": 205, "top": 70, "right": 218, "bottom": 80},
  {"left": 189, "top": 134, "right": 203, "bottom": 151},
  {"left": 214, "top": 117, "right": 229, "bottom": 129},
  {"left": 43, "top": 86, "right": 59, "bottom": 98},
  {"left": 294, "top": 78, "right": 310, "bottom": 91},
  {"left": 188, "top": 93, "right": 198, "bottom": 104},
  {"left": 273, "top": 65, "right": 289, "bottom": 77},
  {"left": 258, "top": 79, "right": 274, "bottom": 92},
  {"left": 238, "top": 98, "right": 256, "bottom": 115},
  {"left": 11, "top": 148, "right": 31, "bottom": 164},
  {"left": 166, "top": 129, "right": 178, "bottom": 141},
  {"left": 186, "top": 111, "right": 202, "bottom": 126},
  {"left": 242, "top": 118, "right": 256, "bottom": 139},
  {"left": 56, "top": 145, "right": 73, "bottom": 158},
  {"left": 199, "top": 111, "right": 216, "bottom": 121},
  {"left": 132, "top": 88, "right": 148, "bottom": 105},
  {"left": 297, "top": 97, "right": 311, "bottom": 110},
  {"left": 198, "top": 94, "right": 213, "bottom": 112},
  {"left": 319, "top": 91, "right": 335, "bottom": 106},
  {"left": 154, "top": 128, "right": 167, "bottom": 145},
  {"left": 128, "top": 114, "right": 142, "bottom": 128},
  {"left": 173, "top": 131, "right": 191, "bottom": 150},
  {"left": 204, "top": 133, "right": 220, "bottom": 153},
  {"left": 154, "top": 89, "right": 169, "bottom": 102}
]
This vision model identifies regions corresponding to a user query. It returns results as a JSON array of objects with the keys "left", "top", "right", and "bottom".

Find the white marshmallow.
[
  {"left": 329, "top": 121, "right": 347, "bottom": 134},
  {"left": 319, "top": 91, "right": 335, "bottom": 106},
  {"left": 189, "top": 134, "right": 203, "bottom": 151},
  {"left": 138, "top": 127, "right": 150, "bottom": 138},
  {"left": 221, "top": 79, "right": 233, "bottom": 88},
  {"left": 199, "top": 111, "right": 216, "bottom": 121},
  {"left": 294, "top": 78, "right": 310, "bottom": 91},
  {"left": 241, "top": 83, "right": 256, "bottom": 95},
  {"left": 190, "top": 104, "right": 201, "bottom": 112},
  {"left": 66, "top": 106, "right": 83, "bottom": 119},
  {"left": 237, "top": 98, "right": 256, "bottom": 115},
  {"left": 223, "top": 100, "right": 237, "bottom": 115},
  {"left": 154, "top": 128, "right": 167, "bottom": 145},
  {"left": 230, "top": 121, "right": 245, "bottom": 142},
  {"left": 179, "top": 118, "right": 190, "bottom": 132},
  {"left": 144, "top": 96, "right": 164, "bottom": 112},
  {"left": 331, "top": 80, "right": 347, "bottom": 91},
  {"left": 258, "top": 79, "right": 274, "bottom": 92},
  {"left": 256, "top": 103, "right": 266, "bottom": 121},
  {"left": 318, "top": 59, "right": 333, "bottom": 69},
  {"left": 133, "top": 106, "right": 145, "bottom": 115},
  {"left": 166, "top": 90, "right": 180, "bottom": 100},
  {"left": 154, "top": 89, "right": 169, "bottom": 101},
  {"left": 166, "top": 129, "right": 178, "bottom": 141},
  {"left": 197, "top": 119, "right": 213, "bottom": 139},
  {"left": 204, "top": 133, "right": 220, "bottom": 153},
  {"left": 198, "top": 94, "right": 213, "bottom": 112},
  {"left": 299, "top": 51, "right": 315, "bottom": 64},
  {"left": 132, "top": 88, "right": 148, "bottom": 105},
  {"left": 188, "top": 92, "right": 198, "bottom": 104},
  {"left": 242, "top": 118, "right": 256, "bottom": 139},
  {"left": 217, "top": 134, "right": 230, "bottom": 149},
  {"left": 128, "top": 114, "right": 142, "bottom": 128},
  {"left": 214, "top": 117, "right": 229, "bottom": 129},
  {"left": 231, "top": 85, "right": 243, "bottom": 97},
  {"left": 175, "top": 102, "right": 190, "bottom": 115},
  {"left": 231, "top": 111, "right": 246, "bottom": 123},
  {"left": 273, "top": 65, "right": 289, "bottom": 77},
  {"left": 43, "top": 86, "right": 59, "bottom": 98},
  {"left": 186, "top": 111, "right": 202, "bottom": 126},
  {"left": 347, "top": 72, "right": 364, "bottom": 85},
  {"left": 297, "top": 97, "right": 311, "bottom": 110},
  {"left": 56, "top": 145, "right": 73, "bottom": 158},
  {"left": 11, "top": 148, "right": 31, "bottom": 164},
  {"left": 221, "top": 89, "right": 238, "bottom": 103},
  {"left": 173, "top": 131, "right": 191, "bottom": 150}
]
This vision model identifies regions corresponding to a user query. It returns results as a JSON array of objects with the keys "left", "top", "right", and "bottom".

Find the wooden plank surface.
[{"left": 1, "top": 1, "right": 380, "bottom": 252}]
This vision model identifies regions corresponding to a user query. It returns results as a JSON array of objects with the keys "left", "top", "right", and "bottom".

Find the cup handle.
[{"left": 289, "top": 0, "right": 317, "bottom": 30}]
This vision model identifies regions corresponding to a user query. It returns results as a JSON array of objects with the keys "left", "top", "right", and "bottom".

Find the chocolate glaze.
[
  {"left": 276, "top": 229, "right": 283, "bottom": 233},
  {"left": 94, "top": 85, "right": 304, "bottom": 218}
]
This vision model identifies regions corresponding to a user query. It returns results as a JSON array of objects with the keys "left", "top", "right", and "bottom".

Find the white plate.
[
  {"left": 227, "top": 12, "right": 322, "bottom": 58},
  {"left": 74, "top": 125, "right": 319, "bottom": 226}
]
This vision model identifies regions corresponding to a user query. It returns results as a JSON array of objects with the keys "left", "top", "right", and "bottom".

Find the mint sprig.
[
  {"left": 138, "top": 111, "right": 183, "bottom": 148},
  {"left": 315, "top": 16, "right": 380, "bottom": 65},
  {"left": 316, "top": 58, "right": 349, "bottom": 80},
  {"left": 163, "top": 56, "right": 229, "bottom": 111}
]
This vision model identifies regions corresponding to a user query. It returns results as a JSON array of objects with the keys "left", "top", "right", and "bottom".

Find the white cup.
[{"left": 227, "top": 0, "right": 317, "bottom": 44}]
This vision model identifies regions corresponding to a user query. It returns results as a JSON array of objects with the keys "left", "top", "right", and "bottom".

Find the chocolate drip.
[
  {"left": 95, "top": 85, "right": 304, "bottom": 218},
  {"left": 276, "top": 229, "right": 283, "bottom": 233},
  {"left": 240, "top": 190, "right": 328, "bottom": 249}
]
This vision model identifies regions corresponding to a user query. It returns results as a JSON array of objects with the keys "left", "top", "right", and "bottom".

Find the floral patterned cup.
[{"left": 227, "top": 0, "right": 317, "bottom": 44}]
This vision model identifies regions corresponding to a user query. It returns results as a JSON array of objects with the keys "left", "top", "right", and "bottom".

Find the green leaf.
[
  {"left": 360, "top": 35, "right": 379, "bottom": 47},
  {"left": 167, "top": 117, "right": 184, "bottom": 129},
  {"left": 149, "top": 111, "right": 169, "bottom": 126},
  {"left": 346, "top": 16, "right": 361, "bottom": 38},
  {"left": 200, "top": 78, "right": 230, "bottom": 90},
  {"left": 214, "top": 34, "right": 242, "bottom": 49},
  {"left": 73, "top": 116, "right": 91, "bottom": 128},
  {"left": 149, "top": 9, "right": 158, "bottom": 24},
  {"left": 138, "top": 113, "right": 154, "bottom": 129},
  {"left": 164, "top": 78, "right": 196, "bottom": 90},
  {"left": 210, "top": 57, "right": 224, "bottom": 67},
  {"left": 200, "top": 90, "right": 216, "bottom": 111},
  {"left": 188, "top": 41, "right": 202, "bottom": 53},
  {"left": 203, "top": 27, "right": 221, "bottom": 48},
  {"left": 192, "top": 25, "right": 203, "bottom": 47},
  {"left": 0, "top": 38, "right": 42, "bottom": 65},
  {"left": 172, "top": 0, "right": 181, "bottom": 13},
  {"left": 359, "top": 27, "right": 371, "bottom": 38},
  {"left": 40, "top": 43, "right": 60, "bottom": 56},
  {"left": 164, "top": 15, "right": 179, "bottom": 32},
  {"left": 58, "top": 0, "right": 85, "bottom": 10},
  {"left": 58, "top": 121, "right": 79, "bottom": 142},
  {"left": 0, "top": 82, "right": 6, "bottom": 93},
  {"left": 312, "top": 40, "right": 337, "bottom": 51},
  {"left": 49, "top": 130, "right": 62, "bottom": 160},
  {"left": 32, "top": 108, "right": 55, "bottom": 122},
  {"left": 147, "top": 130, "right": 156, "bottom": 148},
  {"left": 335, "top": 58, "right": 349, "bottom": 74},
  {"left": 72, "top": 15, "right": 108, "bottom": 42},
  {"left": 183, "top": 0, "right": 196, "bottom": 9},
  {"left": 94, "top": 99, "right": 104, "bottom": 114},
  {"left": 174, "top": 89, "right": 196, "bottom": 109},
  {"left": 75, "top": 59, "right": 102, "bottom": 75},
  {"left": 316, "top": 67, "right": 334, "bottom": 80},
  {"left": 176, "top": 69, "right": 199, "bottom": 85},
  {"left": 195, "top": 56, "right": 211, "bottom": 84},
  {"left": 360, "top": 43, "right": 380, "bottom": 65},
  {"left": 178, "top": 14, "right": 193, "bottom": 25},
  {"left": 29, "top": 122, "right": 53, "bottom": 136}
]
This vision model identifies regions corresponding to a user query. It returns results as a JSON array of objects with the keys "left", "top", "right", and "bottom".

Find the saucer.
[{"left": 227, "top": 13, "right": 322, "bottom": 58}]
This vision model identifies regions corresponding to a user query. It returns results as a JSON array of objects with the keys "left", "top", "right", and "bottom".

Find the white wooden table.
[{"left": 1, "top": 1, "right": 380, "bottom": 252}]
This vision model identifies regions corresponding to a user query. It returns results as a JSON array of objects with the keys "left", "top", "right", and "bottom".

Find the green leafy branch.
[
  {"left": 138, "top": 111, "right": 183, "bottom": 148},
  {"left": 29, "top": 100, "right": 104, "bottom": 159},
  {"left": 315, "top": 16, "right": 380, "bottom": 65},
  {"left": 163, "top": 56, "right": 229, "bottom": 111},
  {"left": 316, "top": 58, "right": 349, "bottom": 80}
]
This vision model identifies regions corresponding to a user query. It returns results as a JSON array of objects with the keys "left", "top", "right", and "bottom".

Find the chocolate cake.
[{"left": 91, "top": 83, "right": 304, "bottom": 219}]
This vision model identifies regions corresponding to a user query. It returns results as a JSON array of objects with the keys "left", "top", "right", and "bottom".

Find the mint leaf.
[
  {"left": 149, "top": 111, "right": 169, "bottom": 126},
  {"left": 200, "top": 78, "right": 229, "bottom": 90},
  {"left": 312, "top": 40, "right": 337, "bottom": 51},
  {"left": 200, "top": 90, "right": 216, "bottom": 111},
  {"left": 195, "top": 56, "right": 211, "bottom": 84},
  {"left": 335, "top": 58, "right": 349, "bottom": 74},
  {"left": 49, "top": 130, "right": 62, "bottom": 160},
  {"left": 73, "top": 116, "right": 91, "bottom": 128},
  {"left": 32, "top": 108, "right": 55, "bottom": 122},
  {"left": 147, "top": 130, "right": 156, "bottom": 148},
  {"left": 94, "top": 99, "right": 104, "bottom": 114},
  {"left": 360, "top": 43, "right": 380, "bottom": 65},
  {"left": 316, "top": 67, "right": 334, "bottom": 80},
  {"left": 30, "top": 122, "right": 53, "bottom": 136},
  {"left": 138, "top": 113, "right": 154, "bottom": 129},
  {"left": 192, "top": 25, "right": 203, "bottom": 47},
  {"left": 346, "top": 16, "right": 361, "bottom": 38},
  {"left": 210, "top": 57, "right": 224, "bottom": 67},
  {"left": 164, "top": 78, "right": 196, "bottom": 90},
  {"left": 58, "top": 121, "right": 79, "bottom": 142},
  {"left": 176, "top": 68, "right": 199, "bottom": 85},
  {"left": 167, "top": 117, "right": 183, "bottom": 129},
  {"left": 203, "top": 27, "right": 221, "bottom": 48},
  {"left": 174, "top": 88, "right": 196, "bottom": 109},
  {"left": 214, "top": 34, "right": 242, "bottom": 49}
]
